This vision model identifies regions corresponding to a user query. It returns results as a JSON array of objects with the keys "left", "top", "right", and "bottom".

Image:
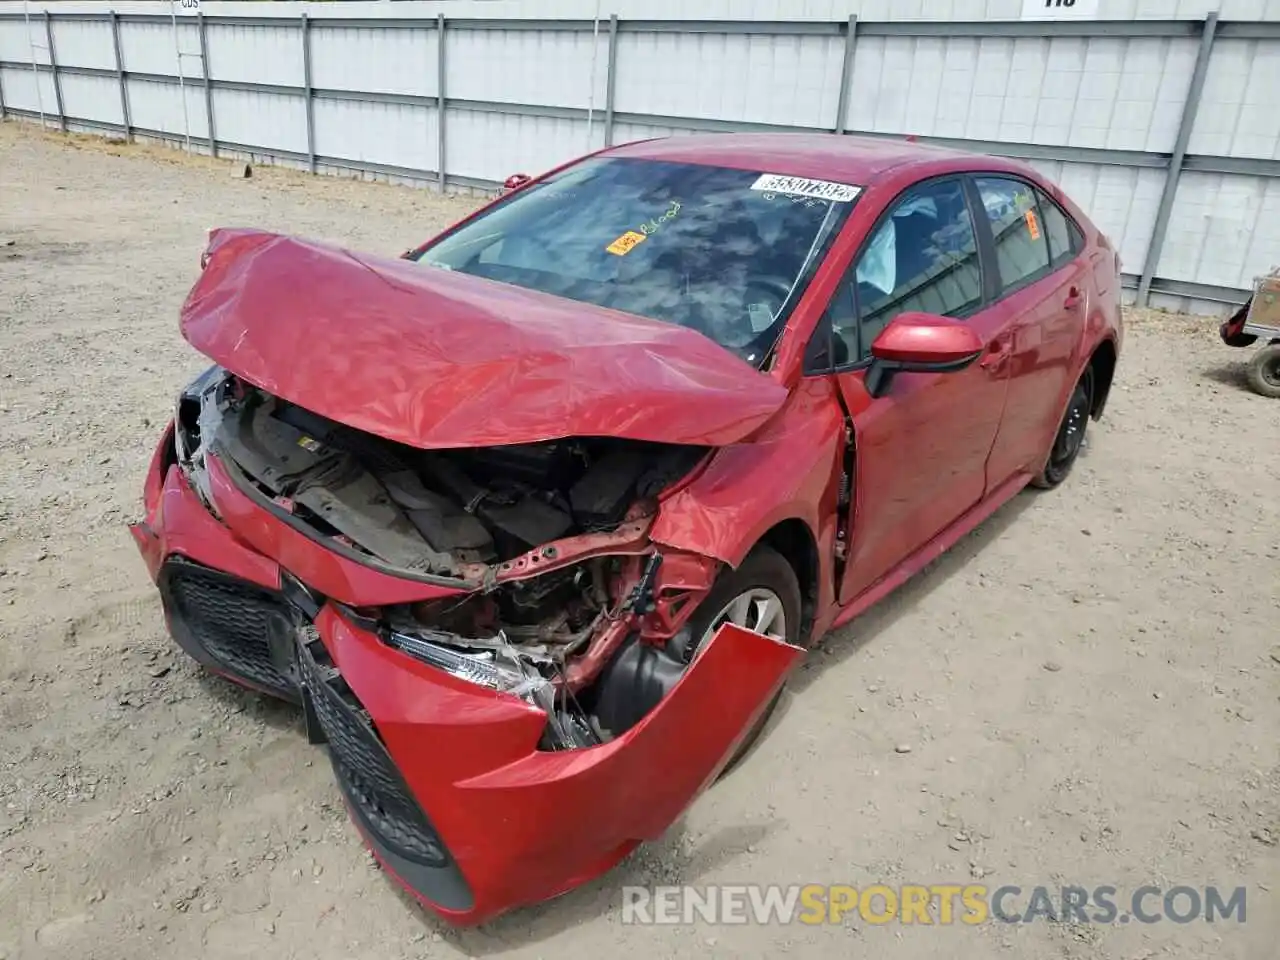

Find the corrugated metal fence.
[{"left": 1, "top": 1, "right": 1279, "bottom": 312}]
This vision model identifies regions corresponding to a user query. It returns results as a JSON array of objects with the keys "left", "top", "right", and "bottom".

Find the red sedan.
[{"left": 130, "top": 133, "right": 1122, "bottom": 924}]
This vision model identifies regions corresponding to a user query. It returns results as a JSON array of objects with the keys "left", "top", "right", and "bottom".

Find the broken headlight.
[{"left": 385, "top": 627, "right": 598, "bottom": 751}]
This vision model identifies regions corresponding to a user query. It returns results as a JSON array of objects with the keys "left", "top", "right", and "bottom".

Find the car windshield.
[{"left": 414, "top": 157, "right": 859, "bottom": 365}]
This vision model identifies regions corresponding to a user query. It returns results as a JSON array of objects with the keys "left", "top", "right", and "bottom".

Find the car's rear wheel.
[
  {"left": 675, "top": 545, "right": 802, "bottom": 774},
  {"left": 1032, "top": 368, "right": 1094, "bottom": 489}
]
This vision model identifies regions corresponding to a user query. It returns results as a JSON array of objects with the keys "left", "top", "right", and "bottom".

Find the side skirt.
[{"left": 830, "top": 470, "right": 1033, "bottom": 631}]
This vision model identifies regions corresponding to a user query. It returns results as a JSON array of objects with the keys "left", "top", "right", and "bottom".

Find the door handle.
[
  {"left": 980, "top": 337, "right": 1012, "bottom": 370},
  {"left": 1064, "top": 285, "right": 1084, "bottom": 310}
]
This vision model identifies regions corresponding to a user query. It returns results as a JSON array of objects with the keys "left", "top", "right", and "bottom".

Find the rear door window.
[
  {"left": 1035, "top": 188, "right": 1084, "bottom": 268},
  {"left": 975, "top": 176, "right": 1052, "bottom": 295}
]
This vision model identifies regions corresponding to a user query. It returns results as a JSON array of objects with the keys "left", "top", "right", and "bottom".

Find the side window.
[
  {"left": 1035, "top": 187, "right": 1083, "bottom": 268},
  {"left": 975, "top": 177, "right": 1052, "bottom": 294},
  {"left": 832, "top": 178, "right": 983, "bottom": 363}
]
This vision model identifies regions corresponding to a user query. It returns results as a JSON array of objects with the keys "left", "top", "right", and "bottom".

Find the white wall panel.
[
  {"left": 1189, "top": 39, "right": 1280, "bottom": 160},
  {"left": 313, "top": 97, "right": 438, "bottom": 171},
  {"left": 610, "top": 120, "right": 706, "bottom": 145},
  {"left": 119, "top": 20, "right": 203, "bottom": 79},
  {"left": 206, "top": 22, "right": 300, "bottom": 88},
  {"left": 0, "top": 21, "right": 25, "bottom": 62},
  {"left": 615, "top": 31, "right": 843, "bottom": 129},
  {"left": 1022, "top": 159, "right": 1166, "bottom": 272},
  {"left": 445, "top": 108, "right": 586, "bottom": 183},
  {"left": 49, "top": 18, "right": 115, "bottom": 71},
  {"left": 310, "top": 25, "right": 436, "bottom": 97},
  {"left": 126, "top": 77, "right": 208, "bottom": 140},
  {"left": 59, "top": 72, "right": 123, "bottom": 125},
  {"left": 210, "top": 87, "right": 304, "bottom": 153},
  {"left": 0, "top": 62, "right": 54, "bottom": 112},
  {"left": 848, "top": 35, "right": 1195, "bottom": 153},
  {"left": 448, "top": 28, "right": 605, "bottom": 109},
  {"left": 1157, "top": 171, "right": 1280, "bottom": 288},
  {"left": 3, "top": 1, "right": 1280, "bottom": 309}
]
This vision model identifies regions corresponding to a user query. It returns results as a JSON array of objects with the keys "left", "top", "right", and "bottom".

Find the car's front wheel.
[
  {"left": 1032, "top": 368, "right": 1094, "bottom": 489},
  {"left": 673, "top": 545, "right": 802, "bottom": 773}
]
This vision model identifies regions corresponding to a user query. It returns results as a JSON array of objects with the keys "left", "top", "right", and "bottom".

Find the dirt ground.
[{"left": 0, "top": 120, "right": 1277, "bottom": 960}]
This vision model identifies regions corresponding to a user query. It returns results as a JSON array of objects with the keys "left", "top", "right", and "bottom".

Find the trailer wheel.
[{"left": 1245, "top": 344, "right": 1280, "bottom": 399}]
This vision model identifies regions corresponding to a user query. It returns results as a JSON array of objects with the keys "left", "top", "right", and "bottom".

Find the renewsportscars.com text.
[{"left": 621, "top": 884, "right": 1248, "bottom": 926}]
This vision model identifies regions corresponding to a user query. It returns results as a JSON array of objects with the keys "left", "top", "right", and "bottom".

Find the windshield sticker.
[
  {"left": 639, "top": 199, "right": 682, "bottom": 236},
  {"left": 750, "top": 174, "right": 861, "bottom": 203},
  {"left": 606, "top": 230, "right": 648, "bottom": 256}
]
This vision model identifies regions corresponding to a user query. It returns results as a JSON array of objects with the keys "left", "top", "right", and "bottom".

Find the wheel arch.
[
  {"left": 1087, "top": 337, "right": 1118, "bottom": 419},
  {"left": 756, "top": 518, "right": 820, "bottom": 645}
]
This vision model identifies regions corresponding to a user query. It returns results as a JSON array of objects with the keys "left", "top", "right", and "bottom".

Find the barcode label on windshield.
[{"left": 750, "top": 174, "right": 861, "bottom": 203}]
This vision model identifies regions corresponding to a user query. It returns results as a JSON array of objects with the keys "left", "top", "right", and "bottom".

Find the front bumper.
[{"left": 130, "top": 426, "right": 800, "bottom": 924}]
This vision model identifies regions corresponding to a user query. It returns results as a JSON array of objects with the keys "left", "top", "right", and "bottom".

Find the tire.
[
  {"left": 1245, "top": 344, "right": 1280, "bottom": 399},
  {"left": 677, "top": 545, "right": 802, "bottom": 774},
  {"left": 1031, "top": 368, "right": 1094, "bottom": 490}
]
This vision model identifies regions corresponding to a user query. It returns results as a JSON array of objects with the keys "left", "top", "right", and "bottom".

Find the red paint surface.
[
  {"left": 319, "top": 608, "right": 801, "bottom": 925},
  {"left": 133, "top": 134, "right": 1125, "bottom": 925},
  {"left": 868, "top": 311, "right": 985, "bottom": 365},
  {"left": 182, "top": 228, "right": 788, "bottom": 450}
]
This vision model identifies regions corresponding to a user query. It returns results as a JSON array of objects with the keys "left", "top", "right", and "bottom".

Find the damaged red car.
[{"left": 130, "top": 134, "right": 1122, "bottom": 924}]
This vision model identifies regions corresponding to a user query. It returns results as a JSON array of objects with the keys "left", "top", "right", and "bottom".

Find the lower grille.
[
  {"left": 160, "top": 558, "right": 296, "bottom": 699},
  {"left": 298, "top": 639, "right": 450, "bottom": 868}
]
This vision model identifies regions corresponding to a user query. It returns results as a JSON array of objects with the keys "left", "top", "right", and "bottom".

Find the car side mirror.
[
  {"left": 502, "top": 173, "right": 532, "bottom": 193},
  {"left": 865, "top": 312, "right": 984, "bottom": 398}
]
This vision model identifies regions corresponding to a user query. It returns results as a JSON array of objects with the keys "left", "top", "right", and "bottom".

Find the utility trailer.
[{"left": 1220, "top": 270, "right": 1280, "bottom": 399}]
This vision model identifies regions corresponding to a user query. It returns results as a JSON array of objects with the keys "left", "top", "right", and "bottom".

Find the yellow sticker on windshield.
[{"left": 606, "top": 230, "right": 647, "bottom": 256}]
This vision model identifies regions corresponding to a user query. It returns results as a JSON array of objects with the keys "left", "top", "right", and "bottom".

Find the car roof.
[{"left": 602, "top": 133, "right": 988, "bottom": 187}]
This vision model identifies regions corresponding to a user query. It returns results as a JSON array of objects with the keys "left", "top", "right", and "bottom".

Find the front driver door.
[{"left": 823, "top": 177, "right": 1013, "bottom": 603}]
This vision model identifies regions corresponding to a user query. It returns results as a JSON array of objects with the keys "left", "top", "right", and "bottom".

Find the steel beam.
[
  {"left": 301, "top": 12, "right": 315, "bottom": 173},
  {"left": 618, "top": 20, "right": 843, "bottom": 35},
  {"left": 1121, "top": 272, "right": 1249, "bottom": 305},
  {"left": 603, "top": 14, "right": 619, "bottom": 147},
  {"left": 436, "top": 12, "right": 446, "bottom": 192},
  {"left": 1138, "top": 12, "right": 1219, "bottom": 306},
  {"left": 859, "top": 19, "right": 1199, "bottom": 38},
  {"left": 44, "top": 11, "right": 65, "bottom": 132},
  {"left": 835, "top": 15, "right": 858, "bottom": 135},
  {"left": 109, "top": 11, "right": 131, "bottom": 140},
  {"left": 198, "top": 11, "right": 216, "bottom": 155}
]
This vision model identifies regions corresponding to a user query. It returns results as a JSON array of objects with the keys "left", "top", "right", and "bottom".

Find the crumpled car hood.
[{"left": 180, "top": 228, "right": 788, "bottom": 449}]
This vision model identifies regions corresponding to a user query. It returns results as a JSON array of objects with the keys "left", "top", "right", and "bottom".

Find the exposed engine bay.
[
  {"left": 178, "top": 370, "right": 705, "bottom": 576},
  {"left": 174, "top": 368, "right": 718, "bottom": 749}
]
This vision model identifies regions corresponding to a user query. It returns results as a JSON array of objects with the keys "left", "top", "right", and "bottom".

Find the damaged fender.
[
  {"left": 651, "top": 378, "right": 845, "bottom": 572},
  {"left": 314, "top": 605, "right": 803, "bottom": 924}
]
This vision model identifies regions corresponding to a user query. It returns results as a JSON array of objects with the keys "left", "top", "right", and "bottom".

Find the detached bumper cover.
[{"left": 130, "top": 432, "right": 801, "bottom": 924}]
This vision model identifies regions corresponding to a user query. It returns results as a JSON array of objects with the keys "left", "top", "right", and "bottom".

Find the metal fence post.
[
  {"left": 44, "top": 11, "right": 65, "bottom": 132},
  {"left": 436, "top": 13, "right": 446, "bottom": 191},
  {"left": 603, "top": 14, "right": 619, "bottom": 146},
  {"left": 301, "top": 12, "right": 316, "bottom": 172},
  {"left": 0, "top": 58, "right": 6, "bottom": 120},
  {"left": 1137, "top": 11, "right": 1219, "bottom": 307},
  {"left": 198, "top": 10, "right": 216, "bottom": 156},
  {"left": 835, "top": 15, "right": 858, "bottom": 135},
  {"left": 110, "top": 11, "right": 132, "bottom": 141}
]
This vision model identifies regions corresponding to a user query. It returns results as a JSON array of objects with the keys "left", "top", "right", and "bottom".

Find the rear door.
[
  {"left": 969, "top": 176, "right": 1090, "bottom": 488},
  {"left": 818, "top": 177, "right": 1014, "bottom": 603}
]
